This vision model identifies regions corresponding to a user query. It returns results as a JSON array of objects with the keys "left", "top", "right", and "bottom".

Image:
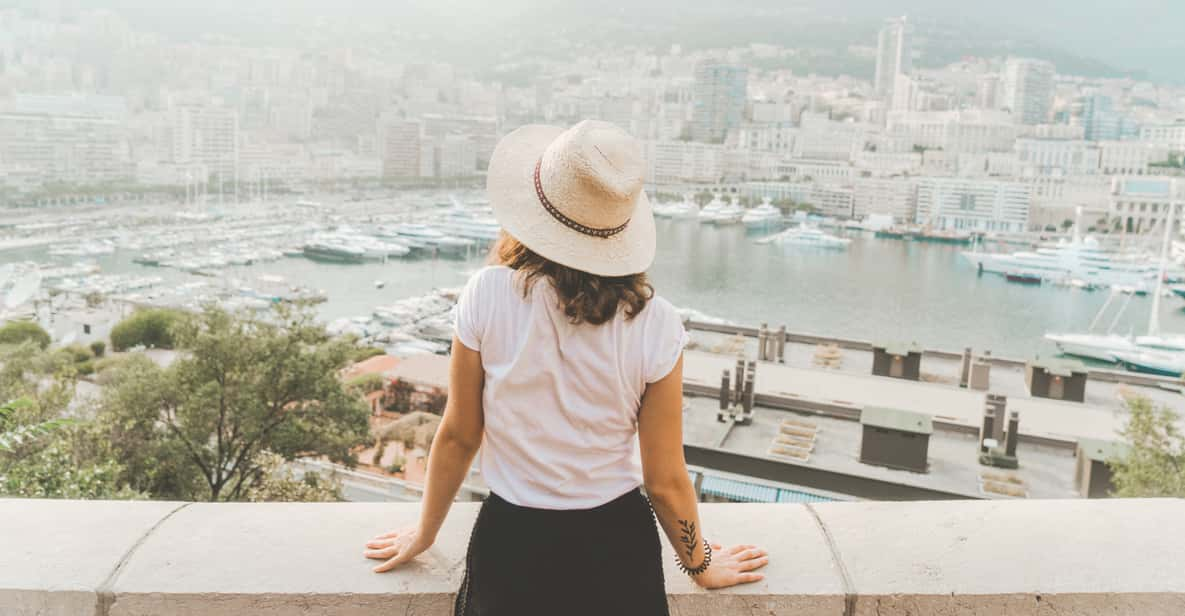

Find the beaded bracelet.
[{"left": 674, "top": 538, "right": 712, "bottom": 576}]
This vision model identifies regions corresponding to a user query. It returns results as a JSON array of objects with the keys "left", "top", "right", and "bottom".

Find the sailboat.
[{"left": 1047, "top": 198, "right": 1185, "bottom": 371}]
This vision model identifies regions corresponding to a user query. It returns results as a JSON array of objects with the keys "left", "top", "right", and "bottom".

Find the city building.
[
  {"left": 170, "top": 102, "right": 240, "bottom": 179},
  {"left": 0, "top": 93, "right": 132, "bottom": 190},
  {"left": 1098, "top": 141, "right": 1173, "bottom": 176},
  {"left": 691, "top": 61, "right": 748, "bottom": 143},
  {"left": 1001, "top": 58, "right": 1055, "bottom": 125},
  {"left": 1139, "top": 122, "right": 1185, "bottom": 151},
  {"left": 1081, "top": 95, "right": 1139, "bottom": 142},
  {"left": 644, "top": 140, "right": 724, "bottom": 185},
  {"left": 886, "top": 110, "right": 1019, "bottom": 153},
  {"left": 1109, "top": 177, "right": 1184, "bottom": 234},
  {"left": 434, "top": 134, "right": 478, "bottom": 178},
  {"left": 852, "top": 177, "right": 918, "bottom": 222},
  {"left": 874, "top": 16, "right": 912, "bottom": 104},
  {"left": 916, "top": 177, "right": 1032, "bottom": 232},
  {"left": 377, "top": 116, "right": 424, "bottom": 179}
]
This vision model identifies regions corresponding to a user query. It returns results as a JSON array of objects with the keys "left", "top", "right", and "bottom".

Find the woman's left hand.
[{"left": 363, "top": 525, "right": 432, "bottom": 572}]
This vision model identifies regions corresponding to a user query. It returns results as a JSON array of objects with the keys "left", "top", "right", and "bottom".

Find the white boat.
[
  {"left": 1112, "top": 350, "right": 1185, "bottom": 377},
  {"left": 654, "top": 200, "right": 700, "bottom": 220},
  {"left": 436, "top": 208, "right": 501, "bottom": 241},
  {"left": 379, "top": 223, "right": 475, "bottom": 254},
  {"left": 1044, "top": 333, "right": 1136, "bottom": 362},
  {"left": 741, "top": 202, "right": 783, "bottom": 229},
  {"left": 759, "top": 225, "right": 851, "bottom": 249},
  {"left": 711, "top": 203, "right": 745, "bottom": 225},
  {"left": 961, "top": 234, "right": 1161, "bottom": 288},
  {"left": 697, "top": 199, "right": 726, "bottom": 223},
  {"left": 1046, "top": 206, "right": 1184, "bottom": 368}
]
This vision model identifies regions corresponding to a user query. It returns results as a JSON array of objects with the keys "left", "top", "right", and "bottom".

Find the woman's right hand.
[{"left": 691, "top": 543, "right": 768, "bottom": 589}]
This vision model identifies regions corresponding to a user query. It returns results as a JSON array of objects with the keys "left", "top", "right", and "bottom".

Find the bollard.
[
  {"left": 776, "top": 325, "right": 786, "bottom": 363},
  {"left": 960, "top": 346, "right": 973, "bottom": 388},
  {"left": 757, "top": 325, "right": 768, "bottom": 361},
  {"left": 719, "top": 370, "right": 731, "bottom": 411},
  {"left": 1005, "top": 410, "right": 1020, "bottom": 457},
  {"left": 742, "top": 371, "right": 755, "bottom": 415},
  {"left": 734, "top": 357, "right": 746, "bottom": 405}
]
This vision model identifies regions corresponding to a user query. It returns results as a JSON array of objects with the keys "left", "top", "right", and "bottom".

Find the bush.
[
  {"left": 351, "top": 346, "right": 386, "bottom": 363},
  {"left": 109, "top": 309, "right": 184, "bottom": 352},
  {"left": 63, "top": 344, "right": 94, "bottom": 364},
  {"left": 90, "top": 341, "right": 106, "bottom": 358},
  {"left": 346, "top": 372, "right": 386, "bottom": 396},
  {"left": 0, "top": 321, "right": 51, "bottom": 349}
]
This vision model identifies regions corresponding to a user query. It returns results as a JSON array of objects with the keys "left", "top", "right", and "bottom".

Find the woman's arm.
[
  {"left": 638, "top": 354, "right": 768, "bottom": 589},
  {"left": 365, "top": 337, "right": 485, "bottom": 572}
]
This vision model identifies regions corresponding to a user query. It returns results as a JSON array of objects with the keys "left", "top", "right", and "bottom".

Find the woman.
[{"left": 363, "top": 120, "right": 768, "bottom": 615}]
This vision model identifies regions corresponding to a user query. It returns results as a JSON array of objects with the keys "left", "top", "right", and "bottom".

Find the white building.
[
  {"left": 1098, "top": 141, "right": 1173, "bottom": 175},
  {"left": 1001, "top": 58, "right": 1055, "bottom": 125},
  {"left": 852, "top": 177, "right": 918, "bottom": 222},
  {"left": 0, "top": 94, "right": 132, "bottom": 189},
  {"left": 874, "top": 16, "right": 912, "bottom": 105},
  {"left": 886, "top": 110, "right": 1018, "bottom": 153},
  {"left": 435, "top": 135, "right": 478, "bottom": 178},
  {"left": 170, "top": 103, "right": 239, "bottom": 179},
  {"left": 377, "top": 116, "right": 424, "bottom": 178},
  {"left": 1139, "top": 123, "right": 1185, "bottom": 151},
  {"left": 1014, "top": 139, "right": 1101, "bottom": 178},
  {"left": 1109, "top": 177, "right": 1184, "bottom": 235},
  {"left": 853, "top": 150, "right": 923, "bottom": 177},
  {"left": 916, "top": 177, "right": 1032, "bottom": 232},
  {"left": 644, "top": 140, "right": 724, "bottom": 184}
]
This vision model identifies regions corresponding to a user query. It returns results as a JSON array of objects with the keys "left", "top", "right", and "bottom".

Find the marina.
[{"left": 6, "top": 192, "right": 1185, "bottom": 364}]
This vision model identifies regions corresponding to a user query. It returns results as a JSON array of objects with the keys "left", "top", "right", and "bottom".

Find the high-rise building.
[
  {"left": 975, "top": 74, "right": 1001, "bottom": 110},
  {"left": 691, "top": 61, "right": 747, "bottom": 143},
  {"left": 1082, "top": 95, "right": 1139, "bottom": 142},
  {"left": 1001, "top": 58, "right": 1055, "bottom": 125},
  {"left": 170, "top": 103, "right": 239, "bottom": 179},
  {"left": 874, "top": 16, "right": 912, "bottom": 104},
  {"left": 377, "top": 115, "right": 423, "bottom": 178},
  {"left": 0, "top": 94, "right": 131, "bottom": 189},
  {"left": 435, "top": 135, "right": 478, "bottom": 178}
]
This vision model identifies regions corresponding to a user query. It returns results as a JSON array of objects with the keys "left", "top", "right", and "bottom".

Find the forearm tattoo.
[{"left": 677, "top": 519, "right": 697, "bottom": 561}]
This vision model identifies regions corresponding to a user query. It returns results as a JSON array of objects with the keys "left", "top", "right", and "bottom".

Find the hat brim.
[{"left": 486, "top": 124, "right": 656, "bottom": 277}]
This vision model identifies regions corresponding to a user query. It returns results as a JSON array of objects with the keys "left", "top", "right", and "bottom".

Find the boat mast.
[{"left": 1148, "top": 198, "right": 1174, "bottom": 337}]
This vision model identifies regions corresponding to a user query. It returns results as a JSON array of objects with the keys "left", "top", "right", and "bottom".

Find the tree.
[
  {"left": 245, "top": 450, "right": 341, "bottom": 502},
  {"left": 0, "top": 321, "right": 51, "bottom": 349},
  {"left": 693, "top": 190, "right": 714, "bottom": 207},
  {"left": 1110, "top": 396, "right": 1185, "bottom": 497},
  {"left": 109, "top": 308, "right": 184, "bottom": 351},
  {"left": 94, "top": 304, "right": 370, "bottom": 501},
  {"left": 1060, "top": 219, "right": 1075, "bottom": 231}
]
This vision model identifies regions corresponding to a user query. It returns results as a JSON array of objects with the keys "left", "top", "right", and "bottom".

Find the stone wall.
[{"left": 3, "top": 498, "right": 1184, "bottom": 615}]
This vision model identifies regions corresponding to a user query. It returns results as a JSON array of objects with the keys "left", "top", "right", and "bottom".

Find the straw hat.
[{"left": 487, "top": 120, "right": 655, "bottom": 276}]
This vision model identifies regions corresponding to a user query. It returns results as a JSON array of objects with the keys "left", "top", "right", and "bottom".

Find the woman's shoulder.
[
  {"left": 462, "top": 265, "right": 516, "bottom": 295},
  {"left": 635, "top": 293, "right": 683, "bottom": 328}
]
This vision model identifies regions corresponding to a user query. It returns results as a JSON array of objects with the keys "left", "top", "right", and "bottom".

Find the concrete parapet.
[{"left": 2, "top": 498, "right": 1182, "bottom": 615}]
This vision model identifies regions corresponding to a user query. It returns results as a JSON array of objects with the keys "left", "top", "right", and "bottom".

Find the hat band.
[{"left": 534, "top": 158, "right": 630, "bottom": 239}]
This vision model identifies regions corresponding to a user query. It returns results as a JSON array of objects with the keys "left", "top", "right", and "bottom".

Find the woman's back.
[{"left": 455, "top": 265, "right": 687, "bottom": 509}]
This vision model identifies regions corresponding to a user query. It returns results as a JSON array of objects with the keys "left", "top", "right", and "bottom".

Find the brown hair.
[{"left": 491, "top": 232, "right": 653, "bottom": 325}]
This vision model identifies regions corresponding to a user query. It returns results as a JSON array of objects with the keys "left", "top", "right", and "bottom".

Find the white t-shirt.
[{"left": 453, "top": 265, "right": 689, "bottom": 510}]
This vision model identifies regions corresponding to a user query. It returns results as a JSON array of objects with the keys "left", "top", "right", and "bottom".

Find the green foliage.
[
  {"left": 109, "top": 308, "right": 184, "bottom": 352},
  {"left": 693, "top": 190, "right": 714, "bottom": 207},
  {"left": 63, "top": 344, "right": 94, "bottom": 364},
  {"left": 351, "top": 346, "right": 387, "bottom": 363},
  {"left": 1110, "top": 397, "right": 1185, "bottom": 497},
  {"left": 346, "top": 372, "right": 386, "bottom": 396},
  {"left": 94, "top": 304, "right": 370, "bottom": 501},
  {"left": 90, "top": 341, "right": 106, "bottom": 358},
  {"left": 387, "top": 454, "right": 406, "bottom": 475},
  {"left": 0, "top": 321, "right": 51, "bottom": 349},
  {"left": 244, "top": 451, "right": 342, "bottom": 503},
  {"left": 1, "top": 435, "right": 142, "bottom": 499}
]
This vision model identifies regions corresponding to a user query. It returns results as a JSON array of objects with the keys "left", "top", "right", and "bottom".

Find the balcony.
[{"left": 5, "top": 497, "right": 1184, "bottom": 615}]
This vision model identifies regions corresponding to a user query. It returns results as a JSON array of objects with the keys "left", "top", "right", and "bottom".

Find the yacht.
[
  {"left": 741, "top": 202, "right": 783, "bottom": 229},
  {"left": 759, "top": 225, "right": 851, "bottom": 249},
  {"left": 961, "top": 235, "right": 1160, "bottom": 288},
  {"left": 379, "top": 223, "right": 475, "bottom": 255},
  {"left": 436, "top": 208, "right": 501, "bottom": 241},
  {"left": 302, "top": 239, "right": 368, "bottom": 263},
  {"left": 711, "top": 203, "right": 745, "bottom": 225},
  {"left": 697, "top": 199, "right": 726, "bottom": 223},
  {"left": 1112, "top": 350, "right": 1185, "bottom": 377},
  {"left": 654, "top": 199, "right": 700, "bottom": 220}
]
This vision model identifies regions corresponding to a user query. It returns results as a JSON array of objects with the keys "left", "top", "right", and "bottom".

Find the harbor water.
[{"left": 6, "top": 217, "right": 1185, "bottom": 360}]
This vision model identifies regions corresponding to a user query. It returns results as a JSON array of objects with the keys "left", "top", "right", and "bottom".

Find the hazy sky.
[{"left": 7, "top": 0, "right": 1184, "bottom": 83}]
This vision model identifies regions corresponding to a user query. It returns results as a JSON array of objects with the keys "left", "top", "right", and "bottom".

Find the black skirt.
[{"left": 454, "top": 487, "right": 670, "bottom": 616}]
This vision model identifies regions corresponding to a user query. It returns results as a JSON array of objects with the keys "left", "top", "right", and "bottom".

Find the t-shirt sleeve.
[
  {"left": 453, "top": 268, "right": 487, "bottom": 351},
  {"left": 644, "top": 299, "right": 690, "bottom": 384}
]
